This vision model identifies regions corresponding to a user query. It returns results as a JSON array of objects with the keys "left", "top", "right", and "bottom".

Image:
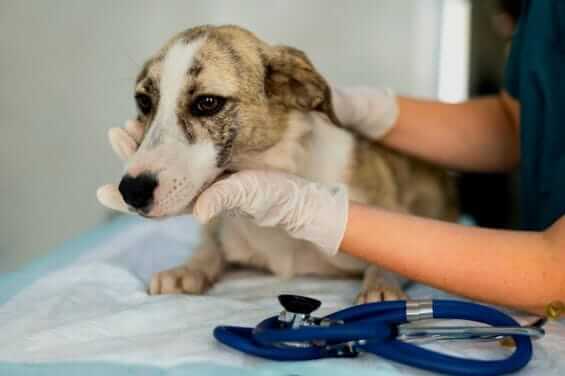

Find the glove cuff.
[
  {"left": 294, "top": 183, "right": 349, "bottom": 256},
  {"left": 368, "top": 88, "right": 398, "bottom": 139}
]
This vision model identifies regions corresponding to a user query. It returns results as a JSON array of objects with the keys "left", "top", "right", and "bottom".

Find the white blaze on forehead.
[
  {"left": 143, "top": 37, "right": 206, "bottom": 146},
  {"left": 160, "top": 38, "right": 205, "bottom": 114}
]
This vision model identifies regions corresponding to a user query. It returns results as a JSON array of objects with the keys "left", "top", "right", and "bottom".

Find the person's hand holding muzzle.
[
  {"left": 193, "top": 170, "right": 349, "bottom": 255},
  {"left": 96, "top": 120, "right": 144, "bottom": 213}
]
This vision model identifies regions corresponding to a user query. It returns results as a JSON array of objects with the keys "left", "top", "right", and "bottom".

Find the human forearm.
[
  {"left": 341, "top": 203, "right": 565, "bottom": 314},
  {"left": 382, "top": 92, "right": 520, "bottom": 172}
]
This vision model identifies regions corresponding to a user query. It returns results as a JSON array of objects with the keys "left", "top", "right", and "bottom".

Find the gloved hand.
[
  {"left": 331, "top": 86, "right": 399, "bottom": 140},
  {"left": 193, "top": 170, "right": 349, "bottom": 255},
  {"left": 96, "top": 120, "right": 144, "bottom": 213}
]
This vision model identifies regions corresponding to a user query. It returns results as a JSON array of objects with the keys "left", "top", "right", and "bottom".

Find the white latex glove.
[
  {"left": 96, "top": 120, "right": 144, "bottom": 213},
  {"left": 108, "top": 119, "right": 144, "bottom": 160},
  {"left": 193, "top": 170, "right": 349, "bottom": 255},
  {"left": 331, "top": 86, "right": 399, "bottom": 140}
]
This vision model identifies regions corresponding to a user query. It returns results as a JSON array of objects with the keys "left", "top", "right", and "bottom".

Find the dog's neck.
[
  {"left": 297, "top": 112, "right": 356, "bottom": 184},
  {"left": 231, "top": 111, "right": 355, "bottom": 184}
]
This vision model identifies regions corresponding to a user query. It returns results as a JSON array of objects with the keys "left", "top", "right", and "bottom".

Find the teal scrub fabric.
[{"left": 505, "top": 0, "right": 565, "bottom": 230}]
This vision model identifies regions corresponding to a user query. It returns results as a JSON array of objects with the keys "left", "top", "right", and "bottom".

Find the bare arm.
[
  {"left": 382, "top": 91, "right": 520, "bottom": 172},
  {"left": 341, "top": 203, "right": 565, "bottom": 315}
]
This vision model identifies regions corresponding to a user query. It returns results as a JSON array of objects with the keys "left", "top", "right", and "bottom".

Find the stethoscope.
[{"left": 214, "top": 295, "right": 546, "bottom": 376}]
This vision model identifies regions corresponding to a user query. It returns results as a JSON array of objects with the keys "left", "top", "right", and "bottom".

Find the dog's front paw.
[
  {"left": 149, "top": 266, "right": 211, "bottom": 295},
  {"left": 356, "top": 285, "right": 408, "bottom": 304}
]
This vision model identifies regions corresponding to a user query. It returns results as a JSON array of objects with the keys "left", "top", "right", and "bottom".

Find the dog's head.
[{"left": 119, "top": 25, "right": 337, "bottom": 217}]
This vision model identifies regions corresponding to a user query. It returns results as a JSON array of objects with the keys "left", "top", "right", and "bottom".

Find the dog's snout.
[{"left": 119, "top": 173, "right": 158, "bottom": 210}]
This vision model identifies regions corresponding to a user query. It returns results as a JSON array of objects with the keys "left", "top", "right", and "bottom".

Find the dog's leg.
[
  {"left": 356, "top": 266, "right": 408, "bottom": 304},
  {"left": 149, "top": 221, "right": 226, "bottom": 295}
]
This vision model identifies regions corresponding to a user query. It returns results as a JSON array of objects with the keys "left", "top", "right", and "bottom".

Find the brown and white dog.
[{"left": 120, "top": 25, "right": 457, "bottom": 303}]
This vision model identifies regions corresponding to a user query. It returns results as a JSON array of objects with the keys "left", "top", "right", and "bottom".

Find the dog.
[{"left": 119, "top": 25, "right": 458, "bottom": 303}]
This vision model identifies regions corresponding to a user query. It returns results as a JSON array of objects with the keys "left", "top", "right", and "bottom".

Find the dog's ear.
[{"left": 264, "top": 45, "right": 340, "bottom": 125}]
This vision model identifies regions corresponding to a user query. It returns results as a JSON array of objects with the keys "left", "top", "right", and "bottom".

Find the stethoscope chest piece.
[
  {"left": 214, "top": 295, "right": 543, "bottom": 375},
  {"left": 276, "top": 294, "right": 323, "bottom": 329}
]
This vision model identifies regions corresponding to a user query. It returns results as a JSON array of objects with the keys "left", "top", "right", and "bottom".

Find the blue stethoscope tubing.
[{"left": 214, "top": 300, "right": 533, "bottom": 376}]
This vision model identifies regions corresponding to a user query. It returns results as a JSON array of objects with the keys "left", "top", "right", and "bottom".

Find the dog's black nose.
[{"left": 119, "top": 173, "right": 158, "bottom": 210}]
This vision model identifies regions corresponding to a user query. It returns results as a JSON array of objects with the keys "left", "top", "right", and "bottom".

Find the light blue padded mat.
[
  {"left": 0, "top": 360, "right": 409, "bottom": 376},
  {"left": 0, "top": 216, "right": 139, "bottom": 306}
]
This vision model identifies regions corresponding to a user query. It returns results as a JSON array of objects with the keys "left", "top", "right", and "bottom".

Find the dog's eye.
[
  {"left": 190, "top": 95, "right": 226, "bottom": 117},
  {"left": 135, "top": 93, "right": 153, "bottom": 116}
]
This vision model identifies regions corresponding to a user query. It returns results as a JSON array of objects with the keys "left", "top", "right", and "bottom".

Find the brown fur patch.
[{"left": 350, "top": 135, "right": 457, "bottom": 220}]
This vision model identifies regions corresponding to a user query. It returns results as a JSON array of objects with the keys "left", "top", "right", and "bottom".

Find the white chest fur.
[{"left": 298, "top": 112, "right": 355, "bottom": 184}]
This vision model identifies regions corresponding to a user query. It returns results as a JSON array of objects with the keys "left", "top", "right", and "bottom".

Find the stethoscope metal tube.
[
  {"left": 397, "top": 322, "right": 545, "bottom": 344},
  {"left": 214, "top": 295, "right": 544, "bottom": 375}
]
